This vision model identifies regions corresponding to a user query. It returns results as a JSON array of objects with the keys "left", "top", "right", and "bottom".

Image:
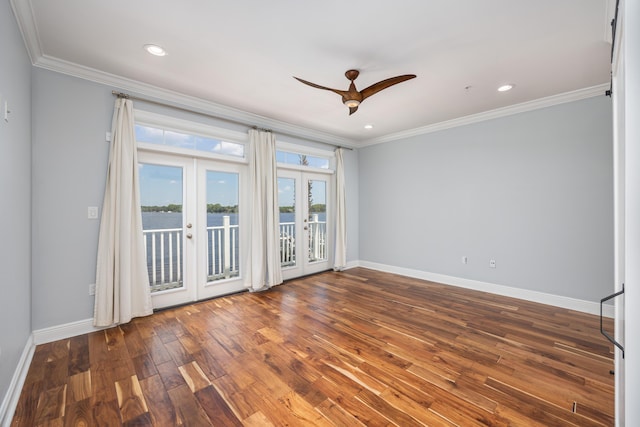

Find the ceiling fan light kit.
[{"left": 294, "top": 69, "right": 416, "bottom": 115}]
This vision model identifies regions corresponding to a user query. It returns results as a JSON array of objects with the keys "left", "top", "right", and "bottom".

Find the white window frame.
[
  {"left": 276, "top": 140, "right": 336, "bottom": 175},
  {"left": 134, "top": 110, "right": 249, "bottom": 164}
]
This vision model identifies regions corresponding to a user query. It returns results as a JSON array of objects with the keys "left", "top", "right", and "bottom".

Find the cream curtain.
[
  {"left": 334, "top": 148, "right": 347, "bottom": 270},
  {"left": 93, "top": 98, "right": 153, "bottom": 327},
  {"left": 248, "top": 129, "right": 283, "bottom": 291}
]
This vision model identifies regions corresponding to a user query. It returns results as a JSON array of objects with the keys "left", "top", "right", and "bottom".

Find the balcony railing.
[
  {"left": 143, "top": 227, "right": 183, "bottom": 292},
  {"left": 280, "top": 222, "right": 296, "bottom": 267},
  {"left": 143, "top": 215, "right": 326, "bottom": 291},
  {"left": 309, "top": 216, "right": 327, "bottom": 262},
  {"left": 205, "top": 216, "right": 239, "bottom": 281}
]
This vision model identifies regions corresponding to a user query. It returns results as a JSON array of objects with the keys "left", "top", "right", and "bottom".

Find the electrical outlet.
[
  {"left": 89, "top": 284, "right": 96, "bottom": 295},
  {"left": 489, "top": 259, "right": 496, "bottom": 268},
  {"left": 462, "top": 256, "right": 468, "bottom": 264}
]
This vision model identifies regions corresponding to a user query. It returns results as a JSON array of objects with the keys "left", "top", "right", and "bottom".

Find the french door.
[
  {"left": 138, "top": 152, "right": 247, "bottom": 309},
  {"left": 278, "top": 169, "right": 333, "bottom": 280}
]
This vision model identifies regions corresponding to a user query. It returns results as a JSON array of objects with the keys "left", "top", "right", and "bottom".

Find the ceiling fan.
[{"left": 294, "top": 69, "right": 417, "bottom": 115}]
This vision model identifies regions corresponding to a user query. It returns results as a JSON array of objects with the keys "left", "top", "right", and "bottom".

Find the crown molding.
[
  {"left": 25, "top": 54, "right": 609, "bottom": 151},
  {"left": 10, "top": 0, "right": 42, "bottom": 64},
  {"left": 361, "top": 83, "right": 610, "bottom": 147},
  {"left": 31, "top": 54, "right": 356, "bottom": 149},
  {"left": 11, "top": 0, "right": 608, "bottom": 150}
]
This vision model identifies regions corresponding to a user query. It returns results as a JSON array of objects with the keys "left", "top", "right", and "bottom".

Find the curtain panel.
[
  {"left": 94, "top": 98, "right": 153, "bottom": 327},
  {"left": 334, "top": 148, "right": 347, "bottom": 270},
  {"left": 248, "top": 129, "right": 283, "bottom": 291}
]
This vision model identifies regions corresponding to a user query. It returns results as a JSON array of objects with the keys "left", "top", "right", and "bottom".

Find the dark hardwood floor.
[{"left": 11, "top": 268, "right": 614, "bottom": 426}]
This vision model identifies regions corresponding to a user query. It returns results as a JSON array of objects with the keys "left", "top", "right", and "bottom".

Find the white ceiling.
[{"left": 12, "top": 0, "right": 613, "bottom": 147}]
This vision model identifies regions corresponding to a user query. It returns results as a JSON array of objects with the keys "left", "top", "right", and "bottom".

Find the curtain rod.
[{"left": 112, "top": 90, "right": 352, "bottom": 151}]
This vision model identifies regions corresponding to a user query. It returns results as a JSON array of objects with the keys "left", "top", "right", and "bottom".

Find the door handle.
[
  {"left": 186, "top": 223, "right": 193, "bottom": 228},
  {"left": 186, "top": 233, "right": 193, "bottom": 239}
]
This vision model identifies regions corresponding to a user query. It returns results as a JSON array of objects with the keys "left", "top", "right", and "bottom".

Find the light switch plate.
[{"left": 88, "top": 206, "right": 99, "bottom": 219}]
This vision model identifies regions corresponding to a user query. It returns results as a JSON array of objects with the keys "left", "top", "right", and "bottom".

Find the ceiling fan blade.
[
  {"left": 295, "top": 71, "right": 416, "bottom": 115},
  {"left": 293, "top": 76, "right": 349, "bottom": 98},
  {"left": 360, "top": 74, "right": 416, "bottom": 101}
]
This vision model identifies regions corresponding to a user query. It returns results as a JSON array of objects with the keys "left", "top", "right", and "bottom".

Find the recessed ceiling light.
[
  {"left": 144, "top": 44, "right": 167, "bottom": 57},
  {"left": 497, "top": 84, "right": 514, "bottom": 92},
  {"left": 364, "top": 124, "right": 374, "bottom": 130}
]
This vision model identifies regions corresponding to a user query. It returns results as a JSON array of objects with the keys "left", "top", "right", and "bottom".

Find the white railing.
[
  {"left": 280, "top": 221, "right": 296, "bottom": 267},
  {"left": 206, "top": 216, "right": 239, "bottom": 281},
  {"left": 308, "top": 215, "right": 327, "bottom": 262},
  {"left": 143, "top": 215, "right": 327, "bottom": 290},
  {"left": 143, "top": 228, "right": 183, "bottom": 292},
  {"left": 279, "top": 215, "right": 327, "bottom": 267}
]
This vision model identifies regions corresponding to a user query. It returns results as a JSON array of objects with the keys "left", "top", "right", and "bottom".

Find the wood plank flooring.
[{"left": 11, "top": 268, "right": 614, "bottom": 426}]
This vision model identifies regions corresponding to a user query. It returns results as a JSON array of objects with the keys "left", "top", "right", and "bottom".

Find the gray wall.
[
  {"left": 359, "top": 96, "right": 613, "bottom": 302},
  {"left": 31, "top": 70, "right": 113, "bottom": 329},
  {"left": 0, "top": 0, "right": 32, "bottom": 412},
  {"left": 30, "top": 69, "right": 361, "bottom": 330},
  {"left": 343, "top": 148, "right": 359, "bottom": 264}
]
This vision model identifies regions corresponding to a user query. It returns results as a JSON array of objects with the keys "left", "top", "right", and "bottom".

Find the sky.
[{"left": 136, "top": 125, "right": 245, "bottom": 157}]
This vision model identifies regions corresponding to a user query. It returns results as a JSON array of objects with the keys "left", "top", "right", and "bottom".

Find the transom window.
[
  {"left": 135, "top": 124, "right": 245, "bottom": 158},
  {"left": 276, "top": 150, "right": 330, "bottom": 169}
]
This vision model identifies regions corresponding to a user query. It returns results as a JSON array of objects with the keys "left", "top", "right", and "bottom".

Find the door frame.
[
  {"left": 138, "top": 151, "right": 197, "bottom": 309},
  {"left": 611, "top": 6, "right": 626, "bottom": 424},
  {"left": 195, "top": 158, "right": 249, "bottom": 300},
  {"left": 138, "top": 152, "right": 249, "bottom": 309},
  {"left": 278, "top": 168, "right": 334, "bottom": 280}
]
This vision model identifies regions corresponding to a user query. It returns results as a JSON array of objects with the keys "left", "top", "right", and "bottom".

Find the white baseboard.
[
  {"left": 357, "top": 260, "right": 615, "bottom": 318},
  {"left": 21, "top": 262, "right": 617, "bottom": 346},
  {"left": 32, "top": 318, "right": 107, "bottom": 345},
  {"left": 1, "top": 320, "right": 104, "bottom": 426},
  {"left": 343, "top": 260, "right": 360, "bottom": 270},
  {"left": 0, "top": 336, "right": 35, "bottom": 427},
  {"left": 0, "top": 262, "right": 613, "bottom": 425}
]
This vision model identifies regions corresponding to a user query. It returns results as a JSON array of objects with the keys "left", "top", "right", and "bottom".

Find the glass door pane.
[
  {"left": 278, "top": 177, "right": 297, "bottom": 268},
  {"left": 279, "top": 170, "right": 331, "bottom": 281},
  {"left": 307, "top": 179, "right": 327, "bottom": 263},
  {"left": 139, "top": 163, "right": 185, "bottom": 293},
  {"left": 205, "top": 171, "right": 240, "bottom": 282},
  {"left": 196, "top": 160, "right": 247, "bottom": 300}
]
